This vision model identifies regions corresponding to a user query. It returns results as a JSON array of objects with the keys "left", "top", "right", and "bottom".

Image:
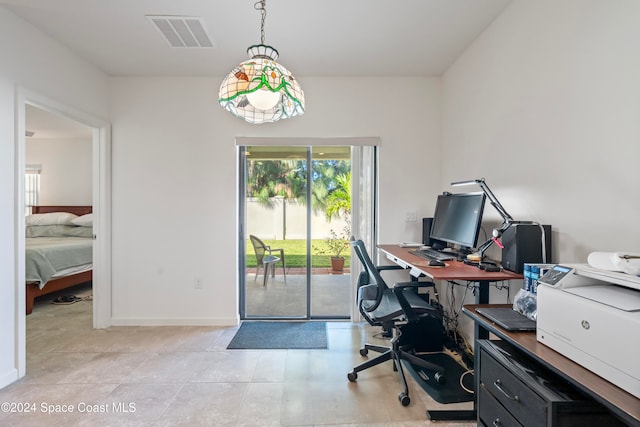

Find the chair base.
[{"left": 347, "top": 340, "right": 445, "bottom": 407}]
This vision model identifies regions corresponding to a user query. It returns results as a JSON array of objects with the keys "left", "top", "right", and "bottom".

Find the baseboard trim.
[
  {"left": 110, "top": 317, "right": 238, "bottom": 327},
  {"left": 0, "top": 368, "right": 19, "bottom": 390}
]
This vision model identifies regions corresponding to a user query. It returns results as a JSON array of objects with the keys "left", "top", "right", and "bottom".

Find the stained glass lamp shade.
[{"left": 219, "top": 44, "right": 305, "bottom": 124}]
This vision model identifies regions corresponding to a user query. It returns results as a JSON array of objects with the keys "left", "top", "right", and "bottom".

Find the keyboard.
[{"left": 409, "top": 248, "right": 456, "bottom": 261}]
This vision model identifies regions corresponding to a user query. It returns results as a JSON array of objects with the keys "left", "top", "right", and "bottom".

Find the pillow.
[
  {"left": 26, "top": 212, "right": 78, "bottom": 226},
  {"left": 26, "top": 225, "right": 78, "bottom": 238},
  {"left": 71, "top": 213, "right": 93, "bottom": 227}
]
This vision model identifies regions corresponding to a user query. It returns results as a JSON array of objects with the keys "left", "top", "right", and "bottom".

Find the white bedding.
[{"left": 26, "top": 236, "right": 93, "bottom": 289}]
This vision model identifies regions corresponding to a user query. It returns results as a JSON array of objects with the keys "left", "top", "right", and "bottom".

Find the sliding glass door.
[{"left": 239, "top": 144, "right": 364, "bottom": 319}]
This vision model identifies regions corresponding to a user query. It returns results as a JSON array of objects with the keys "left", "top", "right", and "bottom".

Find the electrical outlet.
[
  {"left": 405, "top": 210, "right": 417, "bottom": 222},
  {"left": 194, "top": 277, "right": 202, "bottom": 289}
]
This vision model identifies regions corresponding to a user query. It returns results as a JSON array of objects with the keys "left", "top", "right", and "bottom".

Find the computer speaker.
[{"left": 501, "top": 224, "right": 552, "bottom": 274}]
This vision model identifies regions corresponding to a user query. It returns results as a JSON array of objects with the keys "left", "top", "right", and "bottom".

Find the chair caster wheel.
[
  {"left": 359, "top": 348, "right": 368, "bottom": 357},
  {"left": 398, "top": 392, "right": 410, "bottom": 406},
  {"left": 434, "top": 372, "right": 446, "bottom": 384},
  {"left": 347, "top": 371, "right": 358, "bottom": 382}
]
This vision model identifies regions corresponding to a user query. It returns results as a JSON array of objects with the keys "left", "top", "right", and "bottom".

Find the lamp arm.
[
  {"left": 452, "top": 179, "right": 548, "bottom": 264},
  {"left": 477, "top": 238, "right": 496, "bottom": 257},
  {"left": 476, "top": 179, "right": 513, "bottom": 224}
]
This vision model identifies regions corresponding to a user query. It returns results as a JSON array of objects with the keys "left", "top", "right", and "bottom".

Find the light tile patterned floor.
[{"left": 1, "top": 283, "right": 475, "bottom": 426}]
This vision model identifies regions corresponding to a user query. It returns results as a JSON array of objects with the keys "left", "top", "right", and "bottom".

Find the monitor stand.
[
  {"left": 431, "top": 242, "right": 447, "bottom": 251},
  {"left": 443, "top": 247, "right": 473, "bottom": 261},
  {"left": 459, "top": 247, "right": 475, "bottom": 258}
]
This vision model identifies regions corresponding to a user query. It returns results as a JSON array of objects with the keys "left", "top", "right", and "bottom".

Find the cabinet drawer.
[
  {"left": 480, "top": 347, "right": 546, "bottom": 425},
  {"left": 479, "top": 340, "right": 627, "bottom": 427},
  {"left": 479, "top": 385, "right": 523, "bottom": 427}
]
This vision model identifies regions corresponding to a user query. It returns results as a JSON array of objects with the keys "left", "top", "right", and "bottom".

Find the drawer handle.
[
  {"left": 494, "top": 379, "right": 520, "bottom": 402},
  {"left": 493, "top": 418, "right": 502, "bottom": 427}
]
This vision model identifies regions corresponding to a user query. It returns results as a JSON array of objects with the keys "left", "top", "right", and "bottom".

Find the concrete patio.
[{"left": 244, "top": 268, "right": 353, "bottom": 318}]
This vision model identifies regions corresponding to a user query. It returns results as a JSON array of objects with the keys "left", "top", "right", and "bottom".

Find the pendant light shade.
[
  {"left": 219, "top": 44, "right": 304, "bottom": 124},
  {"left": 218, "top": 1, "right": 305, "bottom": 124}
]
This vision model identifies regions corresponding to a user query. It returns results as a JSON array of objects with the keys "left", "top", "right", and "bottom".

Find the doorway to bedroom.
[
  {"left": 238, "top": 141, "right": 377, "bottom": 320},
  {"left": 14, "top": 94, "right": 111, "bottom": 384},
  {"left": 17, "top": 93, "right": 111, "bottom": 380},
  {"left": 24, "top": 104, "right": 95, "bottom": 325}
]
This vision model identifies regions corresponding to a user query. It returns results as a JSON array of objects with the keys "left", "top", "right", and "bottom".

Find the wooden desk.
[
  {"left": 464, "top": 304, "right": 640, "bottom": 427},
  {"left": 378, "top": 245, "right": 522, "bottom": 335},
  {"left": 378, "top": 245, "right": 523, "bottom": 421},
  {"left": 378, "top": 244, "right": 522, "bottom": 285}
]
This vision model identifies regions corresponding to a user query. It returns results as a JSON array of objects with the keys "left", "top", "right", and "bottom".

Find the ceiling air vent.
[{"left": 146, "top": 15, "right": 214, "bottom": 48}]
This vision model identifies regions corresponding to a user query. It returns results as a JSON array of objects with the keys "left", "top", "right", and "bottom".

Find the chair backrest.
[
  {"left": 249, "top": 235, "right": 266, "bottom": 264},
  {"left": 350, "top": 238, "right": 388, "bottom": 313}
]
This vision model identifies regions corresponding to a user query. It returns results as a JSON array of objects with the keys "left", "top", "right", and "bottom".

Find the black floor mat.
[{"left": 227, "top": 321, "right": 327, "bottom": 349}]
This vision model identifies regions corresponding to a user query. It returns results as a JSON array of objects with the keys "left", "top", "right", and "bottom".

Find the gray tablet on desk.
[{"left": 476, "top": 307, "right": 536, "bottom": 331}]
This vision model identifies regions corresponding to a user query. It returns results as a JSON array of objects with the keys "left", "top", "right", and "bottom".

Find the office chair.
[
  {"left": 348, "top": 238, "right": 446, "bottom": 406},
  {"left": 352, "top": 239, "right": 404, "bottom": 338},
  {"left": 249, "top": 235, "right": 287, "bottom": 286}
]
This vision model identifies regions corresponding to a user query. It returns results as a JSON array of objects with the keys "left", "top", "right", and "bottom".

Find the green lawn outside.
[{"left": 246, "top": 239, "right": 351, "bottom": 268}]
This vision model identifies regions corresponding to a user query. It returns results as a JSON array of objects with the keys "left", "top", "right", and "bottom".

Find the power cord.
[{"left": 459, "top": 369, "right": 474, "bottom": 394}]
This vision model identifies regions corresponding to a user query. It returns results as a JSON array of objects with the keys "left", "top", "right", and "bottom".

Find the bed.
[{"left": 25, "top": 205, "right": 93, "bottom": 315}]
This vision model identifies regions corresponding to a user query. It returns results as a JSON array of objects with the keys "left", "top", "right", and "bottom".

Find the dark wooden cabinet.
[{"left": 478, "top": 340, "right": 626, "bottom": 427}]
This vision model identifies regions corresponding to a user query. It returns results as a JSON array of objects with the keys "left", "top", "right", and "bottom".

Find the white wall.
[
  {"left": 108, "top": 76, "right": 441, "bottom": 325},
  {"left": 26, "top": 138, "right": 92, "bottom": 205},
  {"left": 0, "top": 6, "right": 109, "bottom": 388},
  {"left": 441, "top": 0, "right": 640, "bottom": 338},
  {"left": 247, "top": 198, "right": 350, "bottom": 241}
]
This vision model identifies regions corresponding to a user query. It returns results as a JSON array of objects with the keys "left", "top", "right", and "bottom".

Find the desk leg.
[
  {"left": 426, "top": 280, "right": 490, "bottom": 422},
  {"left": 475, "top": 279, "right": 490, "bottom": 340}
]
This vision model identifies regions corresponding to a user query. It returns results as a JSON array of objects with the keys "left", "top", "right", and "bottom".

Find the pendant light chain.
[{"left": 254, "top": 0, "right": 267, "bottom": 45}]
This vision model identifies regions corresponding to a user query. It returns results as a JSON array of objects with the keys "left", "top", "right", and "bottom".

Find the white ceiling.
[
  {"left": 3, "top": 0, "right": 511, "bottom": 77},
  {"left": 10, "top": 0, "right": 512, "bottom": 138}
]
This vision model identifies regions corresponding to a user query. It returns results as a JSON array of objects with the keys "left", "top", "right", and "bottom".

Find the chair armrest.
[
  {"left": 356, "top": 264, "right": 404, "bottom": 288},
  {"left": 376, "top": 265, "right": 404, "bottom": 272},
  {"left": 265, "top": 247, "right": 285, "bottom": 260},
  {"left": 392, "top": 281, "right": 438, "bottom": 323},
  {"left": 393, "top": 281, "right": 436, "bottom": 290}
]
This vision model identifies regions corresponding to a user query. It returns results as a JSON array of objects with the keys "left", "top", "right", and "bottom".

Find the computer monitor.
[{"left": 429, "top": 192, "right": 486, "bottom": 252}]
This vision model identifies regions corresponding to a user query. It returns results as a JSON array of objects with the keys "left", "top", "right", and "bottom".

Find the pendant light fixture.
[{"left": 219, "top": 0, "right": 305, "bottom": 124}]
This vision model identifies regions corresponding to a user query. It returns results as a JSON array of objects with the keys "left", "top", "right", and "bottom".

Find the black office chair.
[
  {"left": 352, "top": 240, "right": 404, "bottom": 338},
  {"left": 348, "top": 238, "right": 446, "bottom": 406}
]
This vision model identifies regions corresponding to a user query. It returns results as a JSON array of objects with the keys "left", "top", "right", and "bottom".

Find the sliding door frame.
[{"left": 236, "top": 137, "right": 380, "bottom": 321}]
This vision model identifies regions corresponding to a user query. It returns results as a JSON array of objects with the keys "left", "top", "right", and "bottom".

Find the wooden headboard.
[{"left": 32, "top": 206, "right": 92, "bottom": 216}]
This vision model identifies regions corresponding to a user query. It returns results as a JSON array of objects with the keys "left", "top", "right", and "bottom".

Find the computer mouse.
[{"left": 428, "top": 260, "right": 446, "bottom": 267}]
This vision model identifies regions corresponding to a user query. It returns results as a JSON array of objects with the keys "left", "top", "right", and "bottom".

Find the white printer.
[{"left": 536, "top": 264, "right": 640, "bottom": 399}]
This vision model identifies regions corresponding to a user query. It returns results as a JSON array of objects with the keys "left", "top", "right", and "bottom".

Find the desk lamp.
[{"left": 451, "top": 178, "right": 546, "bottom": 261}]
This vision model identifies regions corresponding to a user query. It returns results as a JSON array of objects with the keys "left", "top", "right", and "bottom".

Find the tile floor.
[{"left": 1, "top": 284, "right": 475, "bottom": 426}]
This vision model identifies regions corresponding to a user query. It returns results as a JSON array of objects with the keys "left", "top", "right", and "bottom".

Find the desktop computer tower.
[
  {"left": 422, "top": 218, "right": 433, "bottom": 245},
  {"left": 502, "top": 224, "right": 552, "bottom": 274},
  {"left": 422, "top": 217, "right": 446, "bottom": 248}
]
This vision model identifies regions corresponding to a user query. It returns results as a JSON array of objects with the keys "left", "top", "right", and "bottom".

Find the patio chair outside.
[{"left": 249, "top": 235, "right": 287, "bottom": 285}]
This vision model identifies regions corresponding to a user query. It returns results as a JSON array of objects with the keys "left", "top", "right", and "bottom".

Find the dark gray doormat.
[
  {"left": 403, "top": 352, "right": 474, "bottom": 404},
  {"left": 227, "top": 321, "right": 328, "bottom": 349}
]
